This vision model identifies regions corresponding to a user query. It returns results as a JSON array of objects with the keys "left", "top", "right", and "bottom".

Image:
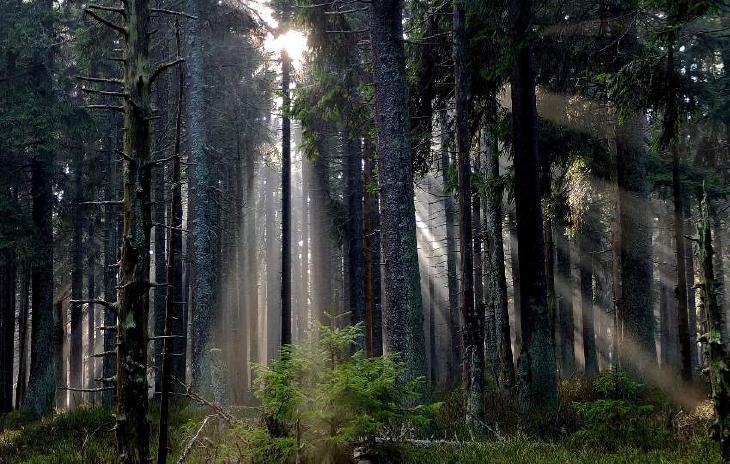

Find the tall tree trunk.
[
  {"left": 509, "top": 0, "right": 557, "bottom": 407},
  {"left": 615, "top": 111, "right": 656, "bottom": 373},
  {"left": 152, "top": 151, "right": 166, "bottom": 393},
  {"left": 439, "top": 110, "right": 461, "bottom": 382},
  {"left": 265, "top": 163, "right": 281, "bottom": 361},
  {"left": 102, "top": 131, "right": 119, "bottom": 409},
  {"left": 369, "top": 0, "right": 427, "bottom": 391},
  {"left": 115, "top": 0, "right": 155, "bottom": 458},
  {"left": 696, "top": 194, "right": 730, "bottom": 461},
  {"left": 556, "top": 227, "right": 575, "bottom": 377},
  {"left": 70, "top": 151, "right": 84, "bottom": 408},
  {"left": 363, "top": 144, "right": 383, "bottom": 357},
  {"left": 507, "top": 210, "right": 522, "bottom": 365},
  {"left": 345, "top": 131, "right": 366, "bottom": 333},
  {"left": 453, "top": 1, "right": 483, "bottom": 423},
  {"left": 0, "top": 250, "right": 15, "bottom": 413},
  {"left": 484, "top": 123, "right": 515, "bottom": 388},
  {"left": 280, "top": 11, "right": 292, "bottom": 348},
  {"left": 580, "top": 207, "right": 598, "bottom": 377},
  {"left": 87, "top": 217, "right": 97, "bottom": 403},
  {"left": 245, "top": 146, "right": 259, "bottom": 384},
  {"left": 685, "top": 201, "right": 699, "bottom": 369},
  {"left": 187, "top": 0, "right": 215, "bottom": 390},
  {"left": 15, "top": 263, "right": 30, "bottom": 408}
]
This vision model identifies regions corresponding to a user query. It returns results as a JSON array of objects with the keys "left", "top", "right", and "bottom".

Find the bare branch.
[
  {"left": 87, "top": 4, "right": 125, "bottom": 16},
  {"left": 84, "top": 104, "right": 124, "bottom": 112},
  {"left": 175, "top": 416, "right": 213, "bottom": 464},
  {"left": 151, "top": 8, "right": 197, "bottom": 19},
  {"left": 58, "top": 386, "right": 115, "bottom": 392},
  {"left": 151, "top": 58, "right": 184, "bottom": 84},
  {"left": 70, "top": 299, "right": 118, "bottom": 312},
  {"left": 84, "top": 8, "right": 127, "bottom": 36},
  {"left": 77, "top": 76, "right": 123, "bottom": 85},
  {"left": 78, "top": 200, "right": 123, "bottom": 206},
  {"left": 90, "top": 350, "right": 117, "bottom": 358},
  {"left": 81, "top": 87, "right": 127, "bottom": 97}
]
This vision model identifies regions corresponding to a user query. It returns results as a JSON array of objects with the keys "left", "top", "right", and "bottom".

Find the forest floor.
[{"left": 0, "top": 403, "right": 721, "bottom": 464}]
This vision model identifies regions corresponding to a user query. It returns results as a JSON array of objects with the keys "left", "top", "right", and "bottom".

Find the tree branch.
[
  {"left": 70, "top": 299, "right": 118, "bottom": 312},
  {"left": 151, "top": 58, "right": 184, "bottom": 84},
  {"left": 84, "top": 104, "right": 124, "bottom": 112},
  {"left": 87, "top": 4, "right": 126, "bottom": 16},
  {"left": 151, "top": 8, "right": 198, "bottom": 19},
  {"left": 84, "top": 8, "right": 128, "bottom": 36},
  {"left": 77, "top": 76, "right": 124, "bottom": 85}
]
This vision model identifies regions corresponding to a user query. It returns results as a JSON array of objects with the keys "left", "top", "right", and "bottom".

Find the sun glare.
[{"left": 265, "top": 29, "right": 308, "bottom": 67}]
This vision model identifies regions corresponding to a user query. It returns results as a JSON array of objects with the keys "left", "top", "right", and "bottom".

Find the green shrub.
[
  {"left": 253, "top": 322, "right": 439, "bottom": 462},
  {"left": 572, "top": 369, "right": 670, "bottom": 450}
]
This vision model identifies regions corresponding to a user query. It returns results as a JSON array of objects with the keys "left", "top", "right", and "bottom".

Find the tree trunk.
[
  {"left": 70, "top": 151, "right": 84, "bottom": 408},
  {"left": 696, "top": 194, "right": 730, "bottom": 461},
  {"left": 615, "top": 111, "right": 656, "bottom": 373},
  {"left": 87, "top": 217, "right": 97, "bottom": 403},
  {"left": 453, "top": 1, "right": 483, "bottom": 424},
  {"left": 439, "top": 110, "right": 461, "bottom": 382},
  {"left": 556, "top": 227, "right": 575, "bottom": 377},
  {"left": 369, "top": 0, "right": 427, "bottom": 391},
  {"left": 115, "top": 0, "right": 155, "bottom": 459},
  {"left": 685, "top": 201, "right": 699, "bottom": 369},
  {"left": 509, "top": 0, "right": 557, "bottom": 408},
  {"left": 0, "top": 250, "right": 15, "bottom": 413},
  {"left": 484, "top": 122, "right": 515, "bottom": 388},
  {"left": 15, "top": 263, "right": 30, "bottom": 409},
  {"left": 344, "top": 130, "right": 366, "bottom": 333},
  {"left": 187, "top": 0, "right": 216, "bottom": 391},
  {"left": 580, "top": 206, "right": 598, "bottom": 377},
  {"left": 363, "top": 143, "right": 383, "bottom": 357},
  {"left": 280, "top": 16, "right": 292, "bottom": 348}
]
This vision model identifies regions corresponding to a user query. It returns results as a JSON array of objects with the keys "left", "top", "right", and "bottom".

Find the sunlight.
[{"left": 264, "top": 29, "right": 308, "bottom": 67}]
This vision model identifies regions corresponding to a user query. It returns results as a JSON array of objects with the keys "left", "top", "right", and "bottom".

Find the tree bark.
[
  {"left": 615, "top": 111, "right": 656, "bottom": 373},
  {"left": 509, "top": 0, "right": 557, "bottom": 408},
  {"left": 580, "top": 206, "right": 598, "bottom": 377},
  {"left": 696, "top": 194, "right": 730, "bottom": 461},
  {"left": 439, "top": 110, "right": 461, "bottom": 382},
  {"left": 15, "top": 263, "right": 30, "bottom": 409},
  {"left": 484, "top": 122, "right": 515, "bottom": 388},
  {"left": 369, "top": 0, "right": 427, "bottom": 392},
  {"left": 453, "top": 1, "right": 483, "bottom": 424},
  {"left": 70, "top": 151, "right": 84, "bottom": 408},
  {"left": 280, "top": 15, "right": 292, "bottom": 347},
  {"left": 87, "top": 216, "right": 97, "bottom": 403},
  {"left": 363, "top": 143, "right": 383, "bottom": 357},
  {"left": 0, "top": 250, "right": 15, "bottom": 413}
]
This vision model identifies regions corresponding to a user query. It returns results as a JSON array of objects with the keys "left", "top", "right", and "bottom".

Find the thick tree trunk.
[
  {"left": 115, "top": 0, "right": 155, "bottom": 459},
  {"left": 615, "top": 111, "right": 656, "bottom": 373},
  {"left": 187, "top": 0, "right": 216, "bottom": 390},
  {"left": 25, "top": 156, "right": 56, "bottom": 415},
  {"left": 509, "top": 0, "right": 557, "bottom": 408},
  {"left": 369, "top": 0, "right": 427, "bottom": 391},
  {"left": 696, "top": 194, "right": 730, "bottom": 461},
  {"left": 453, "top": 1, "right": 483, "bottom": 424}
]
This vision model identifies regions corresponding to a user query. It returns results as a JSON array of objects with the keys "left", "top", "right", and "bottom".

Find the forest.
[{"left": 1, "top": 0, "right": 730, "bottom": 462}]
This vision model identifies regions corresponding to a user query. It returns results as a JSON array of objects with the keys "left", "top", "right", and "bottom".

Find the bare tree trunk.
[
  {"left": 86, "top": 217, "right": 97, "bottom": 403},
  {"left": 363, "top": 143, "right": 383, "bottom": 357},
  {"left": 15, "top": 263, "right": 30, "bottom": 408},
  {"left": 580, "top": 204, "right": 598, "bottom": 377},
  {"left": 696, "top": 194, "right": 730, "bottom": 461},
  {"left": 439, "top": 110, "right": 461, "bottom": 383},
  {"left": 615, "top": 111, "right": 656, "bottom": 373},
  {"left": 556, "top": 227, "right": 575, "bottom": 377},
  {"left": 509, "top": 0, "right": 557, "bottom": 408},
  {"left": 280, "top": 11, "right": 292, "bottom": 348},
  {"left": 0, "top": 250, "right": 15, "bottom": 413},
  {"left": 369, "top": 0, "right": 427, "bottom": 392},
  {"left": 70, "top": 150, "right": 84, "bottom": 408}
]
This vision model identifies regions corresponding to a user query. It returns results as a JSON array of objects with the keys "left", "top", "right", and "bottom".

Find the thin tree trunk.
[
  {"left": 70, "top": 151, "right": 84, "bottom": 408},
  {"left": 345, "top": 130, "right": 366, "bottom": 333},
  {"left": 369, "top": 0, "right": 427, "bottom": 391},
  {"left": 363, "top": 144, "right": 383, "bottom": 357},
  {"left": 439, "top": 110, "right": 461, "bottom": 382},
  {"left": 87, "top": 217, "right": 97, "bottom": 403},
  {"left": 556, "top": 227, "right": 575, "bottom": 377},
  {"left": 0, "top": 250, "right": 15, "bottom": 413},
  {"left": 280, "top": 12, "right": 292, "bottom": 348},
  {"left": 580, "top": 207, "right": 598, "bottom": 377},
  {"left": 484, "top": 122, "right": 515, "bottom": 388},
  {"left": 15, "top": 263, "right": 30, "bottom": 409}
]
